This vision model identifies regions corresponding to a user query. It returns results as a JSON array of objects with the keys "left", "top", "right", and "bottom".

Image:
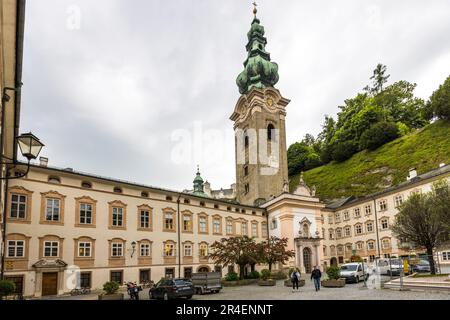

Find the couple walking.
[{"left": 291, "top": 266, "right": 322, "bottom": 292}]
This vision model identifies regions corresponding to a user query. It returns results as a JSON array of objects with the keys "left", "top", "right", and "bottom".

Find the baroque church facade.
[{"left": 2, "top": 9, "right": 450, "bottom": 297}]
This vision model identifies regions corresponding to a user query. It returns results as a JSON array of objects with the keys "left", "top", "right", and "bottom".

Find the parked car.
[
  {"left": 377, "top": 258, "right": 404, "bottom": 276},
  {"left": 410, "top": 260, "right": 431, "bottom": 273},
  {"left": 339, "top": 262, "right": 369, "bottom": 283},
  {"left": 191, "top": 272, "right": 222, "bottom": 295},
  {"left": 149, "top": 278, "right": 194, "bottom": 300}
]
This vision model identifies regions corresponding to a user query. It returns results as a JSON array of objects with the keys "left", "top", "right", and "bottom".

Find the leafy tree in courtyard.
[
  {"left": 209, "top": 236, "right": 259, "bottom": 279},
  {"left": 258, "top": 237, "right": 295, "bottom": 271},
  {"left": 428, "top": 75, "right": 450, "bottom": 121},
  {"left": 391, "top": 181, "right": 450, "bottom": 274}
]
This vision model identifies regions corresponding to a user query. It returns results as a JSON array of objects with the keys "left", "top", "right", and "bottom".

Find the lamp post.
[
  {"left": 131, "top": 241, "right": 137, "bottom": 258},
  {"left": 1, "top": 132, "right": 44, "bottom": 279}
]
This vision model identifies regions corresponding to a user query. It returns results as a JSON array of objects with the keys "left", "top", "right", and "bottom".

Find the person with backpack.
[
  {"left": 291, "top": 268, "right": 301, "bottom": 291},
  {"left": 310, "top": 266, "right": 322, "bottom": 291}
]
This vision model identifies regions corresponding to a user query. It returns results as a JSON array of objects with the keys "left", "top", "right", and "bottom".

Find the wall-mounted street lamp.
[
  {"left": 0, "top": 132, "right": 44, "bottom": 179},
  {"left": 131, "top": 241, "right": 137, "bottom": 258}
]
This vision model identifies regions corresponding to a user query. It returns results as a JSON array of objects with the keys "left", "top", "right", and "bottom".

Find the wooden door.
[{"left": 42, "top": 272, "right": 58, "bottom": 296}]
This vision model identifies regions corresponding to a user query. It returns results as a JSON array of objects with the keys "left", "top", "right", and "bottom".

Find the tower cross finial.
[{"left": 252, "top": 1, "right": 257, "bottom": 17}]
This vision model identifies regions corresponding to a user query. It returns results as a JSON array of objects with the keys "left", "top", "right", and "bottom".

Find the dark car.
[
  {"left": 411, "top": 260, "right": 431, "bottom": 273},
  {"left": 149, "top": 278, "right": 194, "bottom": 300}
]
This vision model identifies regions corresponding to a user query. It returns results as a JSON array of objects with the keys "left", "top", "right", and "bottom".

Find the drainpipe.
[
  {"left": 1, "top": 178, "right": 9, "bottom": 280},
  {"left": 372, "top": 198, "right": 381, "bottom": 259},
  {"left": 176, "top": 193, "right": 182, "bottom": 278}
]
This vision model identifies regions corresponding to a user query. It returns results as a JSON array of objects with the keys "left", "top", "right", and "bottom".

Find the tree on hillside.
[
  {"left": 359, "top": 121, "right": 399, "bottom": 151},
  {"left": 209, "top": 236, "right": 259, "bottom": 279},
  {"left": 365, "top": 63, "right": 390, "bottom": 94},
  {"left": 375, "top": 81, "right": 428, "bottom": 128},
  {"left": 428, "top": 75, "right": 450, "bottom": 121},
  {"left": 287, "top": 136, "right": 322, "bottom": 176},
  {"left": 391, "top": 181, "right": 450, "bottom": 274},
  {"left": 258, "top": 237, "right": 295, "bottom": 271}
]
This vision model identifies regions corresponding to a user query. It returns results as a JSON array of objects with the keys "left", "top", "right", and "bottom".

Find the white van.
[
  {"left": 339, "top": 262, "right": 369, "bottom": 283},
  {"left": 376, "top": 258, "right": 403, "bottom": 276}
]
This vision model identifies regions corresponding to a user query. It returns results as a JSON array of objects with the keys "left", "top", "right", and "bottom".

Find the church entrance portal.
[{"left": 303, "top": 247, "right": 312, "bottom": 273}]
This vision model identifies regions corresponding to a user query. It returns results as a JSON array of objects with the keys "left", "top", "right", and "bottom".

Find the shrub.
[
  {"left": 0, "top": 280, "right": 15, "bottom": 299},
  {"left": 246, "top": 270, "right": 260, "bottom": 279},
  {"left": 103, "top": 281, "right": 120, "bottom": 295},
  {"left": 260, "top": 269, "right": 271, "bottom": 281},
  {"left": 271, "top": 270, "right": 287, "bottom": 280},
  {"left": 350, "top": 255, "right": 363, "bottom": 262},
  {"left": 359, "top": 121, "right": 399, "bottom": 150},
  {"left": 224, "top": 272, "right": 239, "bottom": 281},
  {"left": 326, "top": 266, "right": 341, "bottom": 280},
  {"left": 332, "top": 140, "right": 358, "bottom": 162}
]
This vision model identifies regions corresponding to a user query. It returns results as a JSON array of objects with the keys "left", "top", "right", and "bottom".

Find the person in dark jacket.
[
  {"left": 310, "top": 266, "right": 322, "bottom": 291},
  {"left": 290, "top": 268, "right": 301, "bottom": 291}
]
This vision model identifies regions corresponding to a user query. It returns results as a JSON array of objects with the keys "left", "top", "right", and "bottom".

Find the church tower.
[{"left": 230, "top": 5, "right": 289, "bottom": 206}]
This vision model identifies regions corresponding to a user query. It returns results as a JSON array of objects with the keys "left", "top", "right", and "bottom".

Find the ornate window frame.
[
  {"left": 75, "top": 196, "right": 97, "bottom": 228},
  {"left": 108, "top": 200, "right": 127, "bottom": 230},
  {"left": 162, "top": 208, "right": 176, "bottom": 232},
  {"left": 7, "top": 186, "right": 33, "bottom": 224},
  {"left": 197, "top": 212, "right": 209, "bottom": 235},
  {"left": 181, "top": 210, "right": 193, "bottom": 233},
  {"left": 137, "top": 204, "right": 153, "bottom": 231}
]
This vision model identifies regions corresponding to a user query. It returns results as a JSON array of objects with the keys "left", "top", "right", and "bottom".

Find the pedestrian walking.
[
  {"left": 311, "top": 266, "right": 322, "bottom": 291},
  {"left": 291, "top": 268, "right": 301, "bottom": 291}
]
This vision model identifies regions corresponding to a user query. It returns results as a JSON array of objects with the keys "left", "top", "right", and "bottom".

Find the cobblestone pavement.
[
  {"left": 194, "top": 279, "right": 450, "bottom": 300},
  {"left": 38, "top": 278, "right": 449, "bottom": 300}
]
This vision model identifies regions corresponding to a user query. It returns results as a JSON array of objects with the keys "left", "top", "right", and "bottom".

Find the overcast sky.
[{"left": 20, "top": 0, "right": 450, "bottom": 191}]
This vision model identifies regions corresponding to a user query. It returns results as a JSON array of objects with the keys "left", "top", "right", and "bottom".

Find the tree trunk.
[
  {"left": 426, "top": 246, "right": 436, "bottom": 275},
  {"left": 268, "top": 262, "right": 272, "bottom": 272},
  {"left": 239, "top": 264, "right": 245, "bottom": 280}
]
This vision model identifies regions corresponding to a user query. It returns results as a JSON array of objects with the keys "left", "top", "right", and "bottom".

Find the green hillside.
[{"left": 289, "top": 120, "right": 450, "bottom": 201}]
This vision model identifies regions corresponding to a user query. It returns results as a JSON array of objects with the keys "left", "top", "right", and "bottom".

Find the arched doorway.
[
  {"left": 197, "top": 266, "right": 210, "bottom": 273},
  {"left": 303, "top": 247, "right": 312, "bottom": 273},
  {"left": 330, "top": 257, "right": 338, "bottom": 266}
]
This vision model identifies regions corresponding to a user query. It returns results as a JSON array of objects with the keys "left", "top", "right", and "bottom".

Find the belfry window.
[{"left": 267, "top": 124, "right": 275, "bottom": 141}]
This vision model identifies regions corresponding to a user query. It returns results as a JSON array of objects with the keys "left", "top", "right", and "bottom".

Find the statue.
[{"left": 283, "top": 180, "right": 289, "bottom": 193}]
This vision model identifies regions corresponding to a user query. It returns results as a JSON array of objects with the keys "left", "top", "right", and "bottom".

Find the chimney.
[
  {"left": 439, "top": 163, "right": 446, "bottom": 168},
  {"left": 407, "top": 168, "right": 417, "bottom": 181},
  {"left": 39, "top": 157, "right": 48, "bottom": 167}
]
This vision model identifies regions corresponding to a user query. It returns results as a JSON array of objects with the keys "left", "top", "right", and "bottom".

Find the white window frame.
[
  {"left": 10, "top": 194, "right": 27, "bottom": 219},
  {"left": 111, "top": 242, "right": 123, "bottom": 257},
  {"left": 112, "top": 207, "right": 123, "bottom": 227},
  {"left": 213, "top": 219, "right": 221, "bottom": 234},
  {"left": 79, "top": 203, "right": 92, "bottom": 224},
  {"left": 78, "top": 242, "right": 92, "bottom": 257},
  {"left": 45, "top": 198, "right": 60, "bottom": 221},
  {"left": 140, "top": 210, "right": 150, "bottom": 229},
  {"left": 140, "top": 243, "right": 151, "bottom": 257},
  {"left": 7, "top": 240, "right": 25, "bottom": 258},
  {"left": 199, "top": 216, "right": 207, "bottom": 233},
  {"left": 44, "top": 241, "right": 59, "bottom": 257},
  {"left": 184, "top": 244, "right": 192, "bottom": 257}
]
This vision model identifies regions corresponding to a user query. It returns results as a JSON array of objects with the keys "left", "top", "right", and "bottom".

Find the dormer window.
[
  {"left": 48, "top": 176, "right": 61, "bottom": 184},
  {"left": 81, "top": 181, "right": 92, "bottom": 189}
]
